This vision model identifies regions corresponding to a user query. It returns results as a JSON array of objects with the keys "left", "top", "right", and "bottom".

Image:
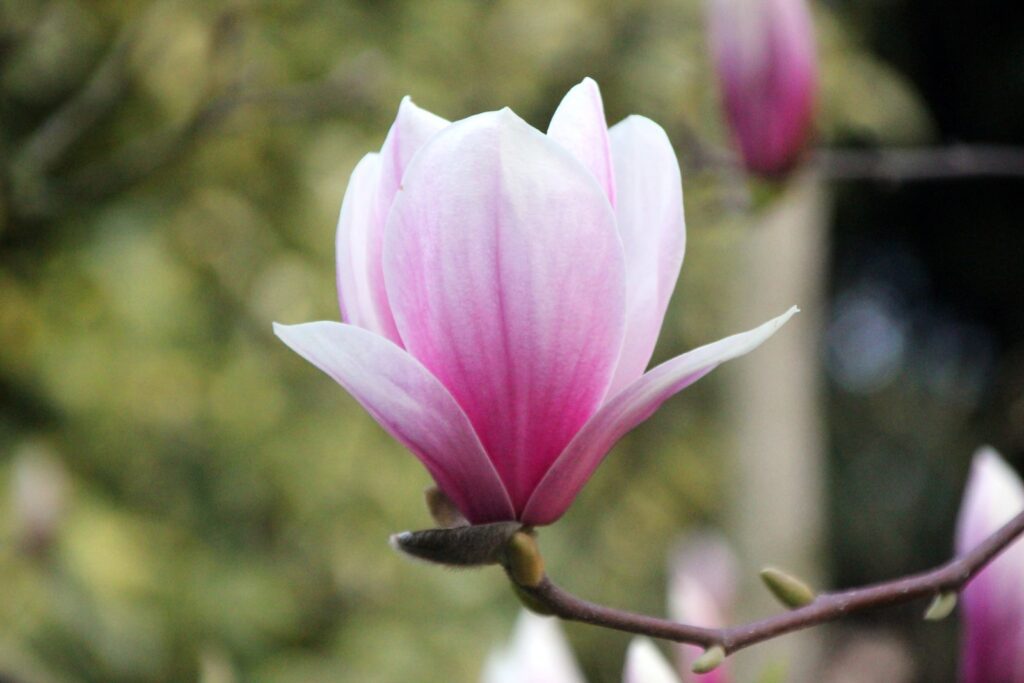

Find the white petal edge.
[
  {"left": 336, "top": 152, "right": 383, "bottom": 330},
  {"left": 605, "top": 115, "right": 687, "bottom": 398},
  {"left": 481, "top": 611, "right": 586, "bottom": 683},
  {"left": 956, "top": 447, "right": 1024, "bottom": 555},
  {"left": 547, "top": 77, "right": 617, "bottom": 205},
  {"left": 623, "top": 638, "right": 681, "bottom": 683},
  {"left": 522, "top": 306, "right": 799, "bottom": 525},
  {"left": 273, "top": 321, "right": 514, "bottom": 523},
  {"left": 365, "top": 97, "right": 450, "bottom": 343}
]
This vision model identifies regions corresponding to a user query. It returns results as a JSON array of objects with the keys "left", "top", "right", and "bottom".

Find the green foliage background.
[{"left": 0, "top": 1, "right": 973, "bottom": 681}]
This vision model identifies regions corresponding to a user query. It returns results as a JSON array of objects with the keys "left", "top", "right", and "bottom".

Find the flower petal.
[
  {"left": 605, "top": 116, "right": 687, "bottom": 398},
  {"left": 482, "top": 611, "right": 586, "bottom": 683},
  {"left": 955, "top": 447, "right": 1024, "bottom": 683},
  {"left": 364, "top": 97, "right": 449, "bottom": 343},
  {"left": 547, "top": 77, "right": 617, "bottom": 205},
  {"left": 522, "top": 307, "right": 798, "bottom": 525},
  {"left": 273, "top": 321, "right": 514, "bottom": 523},
  {"left": 623, "top": 639, "right": 681, "bottom": 683},
  {"left": 384, "top": 109, "right": 626, "bottom": 513},
  {"left": 336, "top": 152, "right": 383, "bottom": 329}
]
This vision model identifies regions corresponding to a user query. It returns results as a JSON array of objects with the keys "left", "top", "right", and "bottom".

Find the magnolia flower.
[
  {"left": 955, "top": 447, "right": 1024, "bottom": 682},
  {"left": 275, "top": 78, "right": 796, "bottom": 526},
  {"left": 708, "top": 0, "right": 818, "bottom": 176},
  {"left": 483, "top": 611, "right": 680, "bottom": 683},
  {"left": 669, "top": 533, "right": 736, "bottom": 682}
]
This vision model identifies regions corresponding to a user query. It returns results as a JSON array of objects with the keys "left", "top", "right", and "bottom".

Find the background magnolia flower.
[
  {"left": 483, "top": 611, "right": 680, "bottom": 683},
  {"left": 708, "top": 0, "right": 818, "bottom": 176},
  {"left": 481, "top": 612, "right": 586, "bottom": 683},
  {"left": 955, "top": 447, "right": 1024, "bottom": 683},
  {"left": 624, "top": 638, "right": 684, "bottom": 683},
  {"left": 669, "top": 533, "right": 737, "bottom": 682},
  {"left": 275, "top": 78, "right": 796, "bottom": 526}
]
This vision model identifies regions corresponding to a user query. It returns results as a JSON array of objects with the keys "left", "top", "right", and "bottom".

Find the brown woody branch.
[{"left": 516, "top": 508, "right": 1024, "bottom": 657}]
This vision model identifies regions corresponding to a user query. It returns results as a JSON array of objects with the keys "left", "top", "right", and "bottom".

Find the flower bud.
[
  {"left": 708, "top": 0, "right": 818, "bottom": 176},
  {"left": 922, "top": 591, "right": 957, "bottom": 621},
  {"left": 759, "top": 566, "right": 816, "bottom": 608},
  {"left": 503, "top": 530, "right": 545, "bottom": 588},
  {"left": 389, "top": 521, "right": 521, "bottom": 567}
]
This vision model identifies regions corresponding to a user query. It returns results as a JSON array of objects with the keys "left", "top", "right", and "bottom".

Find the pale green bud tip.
[
  {"left": 692, "top": 645, "right": 726, "bottom": 674},
  {"left": 924, "top": 591, "right": 958, "bottom": 621},
  {"left": 759, "top": 567, "right": 816, "bottom": 608},
  {"left": 504, "top": 530, "right": 545, "bottom": 588}
]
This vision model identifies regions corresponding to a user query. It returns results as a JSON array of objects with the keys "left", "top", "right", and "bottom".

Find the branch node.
[
  {"left": 692, "top": 645, "right": 726, "bottom": 673},
  {"left": 923, "top": 591, "right": 958, "bottom": 621}
]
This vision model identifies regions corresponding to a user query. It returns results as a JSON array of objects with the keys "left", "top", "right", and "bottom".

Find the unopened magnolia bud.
[
  {"left": 923, "top": 591, "right": 957, "bottom": 621},
  {"left": 708, "top": 0, "right": 818, "bottom": 176},
  {"left": 692, "top": 645, "right": 726, "bottom": 674},
  {"left": 389, "top": 521, "right": 521, "bottom": 567},
  {"left": 424, "top": 486, "right": 469, "bottom": 528},
  {"left": 760, "top": 566, "right": 816, "bottom": 608},
  {"left": 503, "top": 530, "right": 545, "bottom": 588}
]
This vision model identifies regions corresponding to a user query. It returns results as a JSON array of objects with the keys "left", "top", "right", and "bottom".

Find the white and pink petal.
[
  {"left": 336, "top": 152, "right": 383, "bottom": 330},
  {"left": 361, "top": 97, "right": 449, "bottom": 344},
  {"left": 273, "top": 321, "right": 514, "bottom": 523},
  {"left": 605, "top": 115, "right": 687, "bottom": 398},
  {"left": 522, "top": 307, "right": 798, "bottom": 525},
  {"left": 547, "top": 77, "right": 617, "bottom": 205},
  {"left": 384, "top": 108, "right": 626, "bottom": 513}
]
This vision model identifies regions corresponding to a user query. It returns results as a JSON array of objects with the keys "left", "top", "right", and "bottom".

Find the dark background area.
[{"left": 828, "top": 0, "right": 1024, "bottom": 678}]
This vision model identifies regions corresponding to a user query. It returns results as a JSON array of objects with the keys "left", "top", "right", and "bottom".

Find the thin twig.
[
  {"left": 815, "top": 146, "right": 1024, "bottom": 181},
  {"left": 519, "top": 508, "right": 1024, "bottom": 656},
  {"left": 680, "top": 139, "right": 1024, "bottom": 183}
]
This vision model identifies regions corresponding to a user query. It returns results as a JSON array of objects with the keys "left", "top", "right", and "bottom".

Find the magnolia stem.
[{"left": 517, "top": 508, "right": 1024, "bottom": 656}]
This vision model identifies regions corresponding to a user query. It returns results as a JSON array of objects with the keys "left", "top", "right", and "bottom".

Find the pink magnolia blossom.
[
  {"left": 708, "top": 0, "right": 818, "bottom": 176},
  {"left": 275, "top": 78, "right": 796, "bottom": 526},
  {"left": 955, "top": 447, "right": 1024, "bottom": 682},
  {"left": 669, "top": 533, "right": 737, "bottom": 682},
  {"left": 483, "top": 611, "right": 680, "bottom": 683}
]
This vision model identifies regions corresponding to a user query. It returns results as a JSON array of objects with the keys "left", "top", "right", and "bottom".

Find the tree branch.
[
  {"left": 814, "top": 146, "right": 1024, "bottom": 181},
  {"left": 679, "top": 139, "right": 1024, "bottom": 183},
  {"left": 517, "top": 508, "right": 1024, "bottom": 657}
]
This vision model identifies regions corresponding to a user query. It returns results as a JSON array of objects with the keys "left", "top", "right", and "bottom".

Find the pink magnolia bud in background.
[
  {"left": 708, "top": 0, "right": 819, "bottom": 176},
  {"left": 276, "top": 79, "right": 796, "bottom": 527},
  {"left": 955, "top": 448, "right": 1024, "bottom": 683},
  {"left": 669, "top": 533, "right": 737, "bottom": 682}
]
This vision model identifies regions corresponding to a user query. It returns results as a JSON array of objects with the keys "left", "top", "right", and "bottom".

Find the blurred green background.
[{"left": 1, "top": 1, "right": 1022, "bottom": 681}]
